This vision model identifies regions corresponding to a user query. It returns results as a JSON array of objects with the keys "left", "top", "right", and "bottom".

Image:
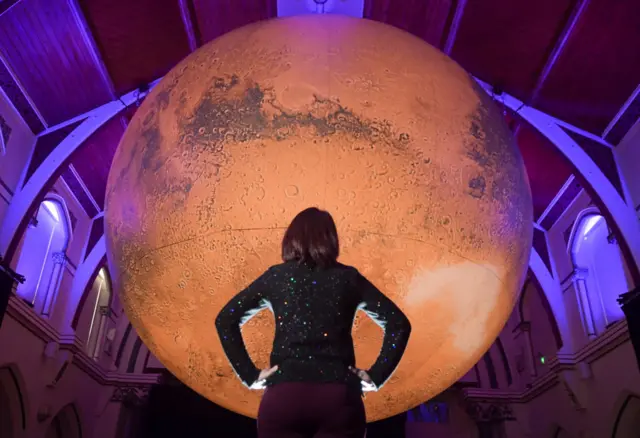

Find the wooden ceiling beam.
[
  {"left": 179, "top": 0, "right": 199, "bottom": 51},
  {"left": 529, "top": 0, "right": 591, "bottom": 105},
  {"left": 69, "top": 0, "right": 116, "bottom": 100},
  {"left": 0, "top": 0, "right": 21, "bottom": 16},
  {"left": 603, "top": 83, "right": 640, "bottom": 142},
  {"left": 68, "top": 163, "right": 101, "bottom": 214},
  {"left": 536, "top": 174, "right": 576, "bottom": 227},
  {"left": 443, "top": 0, "right": 468, "bottom": 55}
]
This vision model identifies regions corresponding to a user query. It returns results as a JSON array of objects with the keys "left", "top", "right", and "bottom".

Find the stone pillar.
[
  {"left": 570, "top": 268, "right": 597, "bottom": 339},
  {"left": 41, "top": 251, "right": 66, "bottom": 317},
  {"left": 92, "top": 386, "right": 151, "bottom": 438},
  {"left": 113, "top": 386, "right": 150, "bottom": 438},
  {"left": 466, "top": 401, "right": 515, "bottom": 438},
  {"left": 90, "top": 305, "right": 111, "bottom": 359}
]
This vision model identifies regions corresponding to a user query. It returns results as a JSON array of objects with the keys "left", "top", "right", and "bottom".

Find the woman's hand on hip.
[
  {"left": 349, "top": 366, "right": 377, "bottom": 392},
  {"left": 250, "top": 365, "right": 278, "bottom": 390}
]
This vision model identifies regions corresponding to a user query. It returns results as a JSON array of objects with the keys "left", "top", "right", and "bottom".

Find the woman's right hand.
[
  {"left": 349, "top": 366, "right": 377, "bottom": 392},
  {"left": 249, "top": 365, "right": 278, "bottom": 390}
]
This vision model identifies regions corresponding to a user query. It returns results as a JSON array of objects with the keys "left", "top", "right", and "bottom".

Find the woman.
[{"left": 215, "top": 207, "right": 412, "bottom": 438}]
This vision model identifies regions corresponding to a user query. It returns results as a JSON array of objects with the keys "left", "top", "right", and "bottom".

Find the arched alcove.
[
  {"left": 0, "top": 378, "right": 14, "bottom": 438},
  {"left": 569, "top": 210, "right": 633, "bottom": 334},
  {"left": 45, "top": 403, "right": 82, "bottom": 438},
  {"left": 14, "top": 196, "right": 71, "bottom": 316},
  {"left": 0, "top": 365, "right": 27, "bottom": 438},
  {"left": 612, "top": 394, "right": 640, "bottom": 438}
]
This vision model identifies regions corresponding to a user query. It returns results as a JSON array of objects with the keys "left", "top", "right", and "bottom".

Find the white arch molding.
[
  {"left": 42, "top": 193, "right": 74, "bottom": 251},
  {"left": 12, "top": 197, "right": 72, "bottom": 316},
  {"left": 566, "top": 206, "right": 601, "bottom": 268},
  {"left": 476, "top": 78, "right": 640, "bottom": 274},
  {"left": 0, "top": 365, "right": 28, "bottom": 438},
  {"left": 0, "top": 82, "right": 158, "bottom": 260}
]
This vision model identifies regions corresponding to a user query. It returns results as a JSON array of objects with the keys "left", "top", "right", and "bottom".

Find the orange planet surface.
[{"left": 105, "top": 15, "right": 532, "bottom": 421}]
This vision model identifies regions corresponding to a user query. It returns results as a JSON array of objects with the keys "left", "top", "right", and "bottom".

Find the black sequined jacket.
[{"left": 215, "top": 261, "right": 412, "bottom": 391}]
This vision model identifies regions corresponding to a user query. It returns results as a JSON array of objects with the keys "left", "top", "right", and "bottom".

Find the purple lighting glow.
[
  {"left": 581, "top": 215, "right": 603, "bottom": 237},
  {"left": 277, "top": 0, "right": 364, "bottom": 18}
]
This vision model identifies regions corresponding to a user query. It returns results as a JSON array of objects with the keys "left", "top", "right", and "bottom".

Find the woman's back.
[{"left": 215, "top": 261, "right": 411, "bottom": 390}]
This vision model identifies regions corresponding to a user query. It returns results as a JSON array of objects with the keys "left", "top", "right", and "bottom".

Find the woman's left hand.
[
  {"left": 250, "top": 365, "right": 279, "bottom": 390},
  {"left": 349, "top": 366, "right": 377, "bottom": 392}
]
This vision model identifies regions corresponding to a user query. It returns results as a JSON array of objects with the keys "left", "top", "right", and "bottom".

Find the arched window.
[
  {"left": 612, "top": 394, "right": 640, "bottom": 438},
  {"left": 14, "top": 198, "right": 70, "bottom": 316},
  {"left": 86, "top": 268, "right": 113, "bottom": 360},
  {"left": 0, "top": 366, "right": 27, "bottom": 438},
  {"left": 571, "top": 213, "right": 632, "bottom": 334},
  {"left": 44, "top": 404, "right": 81, "bottom": 438},
  {"left": 0, "top": 381, "right": 14, "bottom": 438}
]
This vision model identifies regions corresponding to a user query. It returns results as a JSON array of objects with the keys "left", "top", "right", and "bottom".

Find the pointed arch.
[
  {"left": 568, "top": 207, "right": 632, "bottom": 333},
  {"left": 0, "top": 364, "right": 28, "bottom": 435},
  {"left": 42, "top": 193, "right": 73, "bottom": 250},
  {"left": 566, "top": 207, "right": 601, "bottom": 267},
  {"left": 610, "top": 391, "right": 640, "bottom": 438},
  {"left": 47, "top": 403, "right": 82, "bottom": 438}
]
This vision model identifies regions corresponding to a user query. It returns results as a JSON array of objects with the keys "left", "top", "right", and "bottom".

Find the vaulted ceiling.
[{"left": 0, "top": 0, "right": 638, "bottom": 237}]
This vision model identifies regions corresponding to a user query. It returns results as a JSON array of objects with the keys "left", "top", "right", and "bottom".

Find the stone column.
[
  {"left": 112, "top": 386, "right": 151, "bottom": 438},
  {"left": 91, "top": 305, "right": 111, "bottom": 359},
  {"left": 41, "top": 251, "right": 66, "bottom": 316},
  {"left": 571, "top": 268, "right": 597, "bottom": 339}
]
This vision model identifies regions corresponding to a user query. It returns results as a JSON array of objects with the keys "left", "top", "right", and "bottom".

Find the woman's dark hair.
[{"left": 281, "top": 207, "right": 339, "bottom": 268}]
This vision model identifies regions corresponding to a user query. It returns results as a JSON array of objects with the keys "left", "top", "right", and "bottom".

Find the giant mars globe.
[{"left": 105, "top": 15, "right": 532, "bottom": 421}]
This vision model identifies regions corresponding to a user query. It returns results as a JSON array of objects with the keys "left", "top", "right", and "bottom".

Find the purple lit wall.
[{"left": 277, "top": 0, "right": 364, "bottom": 18}]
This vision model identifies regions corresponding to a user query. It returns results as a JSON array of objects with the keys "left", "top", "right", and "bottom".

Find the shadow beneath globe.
[{"left": 139, "top": 372, "right": 258, "bottom": 438}]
